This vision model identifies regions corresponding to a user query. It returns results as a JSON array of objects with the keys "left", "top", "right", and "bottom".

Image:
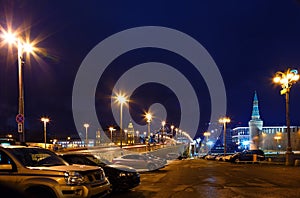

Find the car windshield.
[{"left": 9, "top": 147, "right": 67, "bottom": 167}]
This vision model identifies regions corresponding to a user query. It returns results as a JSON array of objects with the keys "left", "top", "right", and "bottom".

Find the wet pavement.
[{"left": 108, "top": 158, "right": 300, "bottom": 198}]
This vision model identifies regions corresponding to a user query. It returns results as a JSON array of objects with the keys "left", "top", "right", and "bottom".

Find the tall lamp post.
[
  {"left": 161, "top": 121, "right": 166, "bottom": 144},
  {"left": 83, "top": 123, "right": 90, "bottom": 147},
  {"left": 219, "top": 117, "right": 231, "bottom": 155},
  {"left": 171, "top": 125, "right": 174, "bottom": 138},
  {"left": 203, "top": 131, "right": 211, "bottom": 153},
  {"left": 109, "top": 127, "right": 115, "bottom": 143},
  {"left": 2, "top": 30, "right": 35, "bottom": 144},
  {"left": 115, "top": 94, "right": 127, "bottom": 148},
  {"left": 273, "top": 68, "right": 299, "bottom": 165},
  {"left": 145, "top": 113, "right": 152, "bottom": 143},
  {"left": 41, "top": 117, "right": 49, "bottom": 149}
]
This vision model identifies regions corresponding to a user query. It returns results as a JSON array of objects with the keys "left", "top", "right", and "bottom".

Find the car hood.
[
  {"left": 28, "top": 164, "right": 101, "bottom": 172},
  {"left": 106, "top": 164, "right": 137, "bottom": 172}
]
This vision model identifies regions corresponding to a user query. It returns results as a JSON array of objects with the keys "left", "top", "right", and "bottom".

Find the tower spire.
[{"left": 251, "top": 91, "right": 261, "bottom": 120}]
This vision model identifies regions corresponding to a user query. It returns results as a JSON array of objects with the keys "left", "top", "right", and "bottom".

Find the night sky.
[{"left": 0, "top": 1, "right": 300, "bottom": 142}]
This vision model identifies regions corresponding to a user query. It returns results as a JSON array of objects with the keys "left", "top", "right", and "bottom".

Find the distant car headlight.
[{"left": 64, "top": 171, "right": 85, "bottom": 185}]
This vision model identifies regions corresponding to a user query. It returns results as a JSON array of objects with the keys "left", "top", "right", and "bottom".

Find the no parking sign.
[{"left": 16, "top": 114, "right": 24, "bottom": 123}]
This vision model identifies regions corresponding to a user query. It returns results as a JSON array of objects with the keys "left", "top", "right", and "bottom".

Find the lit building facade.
[{"left": 232, "top": 92, "right": 300, "bottom": 152}]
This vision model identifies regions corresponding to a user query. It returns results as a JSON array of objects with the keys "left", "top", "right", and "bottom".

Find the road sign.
[
  {"left": 16, "top": 114, "right": 24, "bottom": 123},
  {"left": 18, "top": 123, "right": 23, "bottom": 133}
]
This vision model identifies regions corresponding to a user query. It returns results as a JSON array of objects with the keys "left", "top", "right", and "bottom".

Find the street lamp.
[
  {"left": 203, "top": 131, "right": 211, "bottom": 153},
  {"left": 41, "top": 117, "right": 50, "bottom": 149},
  {"left": 109, "top": 127, "right": 115, "bottom": 142},
  {"left": 115, "top": 94, "right": 127, "bottom": 148},
  {"left": 273, "top": 68, "right": 299, "bottom": 165},
  {"left": 145, "top": 113, "right": 152, "bottom": 143},
  {"left": 2, "top": 30, "right": 35, "bottom": 144},
  {"left": 136, "top": 130, "right": 140, "bottom": 144},
  {"left": 274, "top": 135, "right": 282, "bottom": 154},
  {"left": 175, "top": 128, "right": 179, "bottom": 140},
  {"left": 83, "top": 123, "right": 90, "bottom": 147},
  {"left": 171, "top": 125, "right": 174, "bottom": 137},
  {"left": 161, "top": 121, "right": 166, "bottom": 144},
  {"left": 219, "top": 117, "right": 231, "bottom": 155}
]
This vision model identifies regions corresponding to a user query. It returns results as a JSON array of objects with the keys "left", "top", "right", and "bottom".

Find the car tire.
[{"left": 25, "top": 186, "right": 57, "bottom": 198}]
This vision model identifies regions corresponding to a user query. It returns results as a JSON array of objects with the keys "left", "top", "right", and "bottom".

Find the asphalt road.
[{"left": 108, "top": 158, "right": 300, "bottom": 198}]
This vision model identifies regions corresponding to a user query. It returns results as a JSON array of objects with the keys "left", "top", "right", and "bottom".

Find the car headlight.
[
  {"left": 119, "top": 172, "right": 127, "bottom": 177},
  {"left": 64, "top": 171, "right": 85, "bottom": 185}
]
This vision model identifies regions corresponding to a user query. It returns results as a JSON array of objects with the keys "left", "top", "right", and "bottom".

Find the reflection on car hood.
[
  {"left": 106, "top": 164, "right": 137, "bottom": 172},
  {"left": 28, "top": 164, "right": 101, "bottom": 172}
]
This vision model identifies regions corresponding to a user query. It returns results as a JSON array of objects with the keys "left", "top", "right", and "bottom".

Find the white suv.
[{"left": 0, "top": 145, "right": 112, "bottom": 198}]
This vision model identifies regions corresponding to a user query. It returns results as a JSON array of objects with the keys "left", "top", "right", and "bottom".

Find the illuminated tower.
[{"left": 248, "top": 91, "right": 263, "bottom": 150}]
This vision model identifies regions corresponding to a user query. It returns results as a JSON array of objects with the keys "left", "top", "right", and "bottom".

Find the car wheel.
[
  {"left": 235, "top": 158, "right": 240, "bottom": 163},
  {"left": 147, "top": 163, "right": 156, "bottom": 171},
  {"left": 25, "top": 186, "right": 57, "bottom": 198}
]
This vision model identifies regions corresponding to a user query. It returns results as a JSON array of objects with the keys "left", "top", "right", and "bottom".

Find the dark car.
[
  {"left": 230, "top": 149, "right": 265, "bottom": 162},
  {"left": 59, "top": 152, "right": 140, "bottom": 192}
]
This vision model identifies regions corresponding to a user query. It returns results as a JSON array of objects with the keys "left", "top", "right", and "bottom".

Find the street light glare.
[
  {"left": 219, "top": 117, "right": 230, "bottom": 123},
  {"left": 23, "top": 42, "right": 34, "bottom": 53},
  {"left": 2, "top": 31, "right": 17, "bottom": 44},
  {"left": 41, "top": 117, "right": 50, "bottom": 123}
]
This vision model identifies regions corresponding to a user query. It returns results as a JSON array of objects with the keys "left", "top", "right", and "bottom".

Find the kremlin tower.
[{"left": 248, "top": 91, "right": 263, "bottom": 150}]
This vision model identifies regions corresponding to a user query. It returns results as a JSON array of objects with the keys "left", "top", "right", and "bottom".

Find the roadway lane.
[{"left": 108, "top": 158, "right": 300, "bottom": 198}]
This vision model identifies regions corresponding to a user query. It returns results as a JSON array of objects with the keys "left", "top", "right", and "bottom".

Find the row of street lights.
[{"left": 1, "top": 27, "right": 299, "bottom": 166}]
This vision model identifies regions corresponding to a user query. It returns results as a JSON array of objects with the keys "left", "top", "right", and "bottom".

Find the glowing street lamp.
[
  {"left": 41, "top": 117, "right": 50, "bottom": 149},
  {"left": 203, "top": 131, "right": 211, "bottom": 153},
  {"left": 109, "top": 127, "right": 115, "bottom": 142},
  {"left": 171, "top": 125, "right": 174, "bottom": 137},
  {"left": 273, "top": 68, "right": 299, "bottom": 165},
  {"left": 115, "top": 93, "right": 128, "bottom": 148},
  {"left": 219, "top": 117, "right": 231, "bottom": 155},
  {"left": 145, "top": 113, "right": 152, "bottom": 142},
  {"left": 83, "top": 123, "right": 90, "bottom": 147},
  {"left": 161, "top": 121, "right": 166, "bottom": 144},
  {"left": 175, "top": 128, "right": 179, "bottom": 140},
  {"left": 2, "top": 30, "right": 35, "bottom": 144}
]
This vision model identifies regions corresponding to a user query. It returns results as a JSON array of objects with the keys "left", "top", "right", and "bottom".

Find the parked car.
[
  {"left": 142, "top": 153, "right": 168, "bottom": 167},
  {"left": 165, "top": 152, "right": 181, "bottom": 160},
  {"left": 230, "top": 149, "right": 265, "bottom": 163},
  {"left": 59, "top": 152, "right": 140, "bottom": 192},
  {"left": 0, "top": 145, "right": 111, "bottom": 198},
  {"left": 112, "top": 153, "right": 165, "bottom": 171}
]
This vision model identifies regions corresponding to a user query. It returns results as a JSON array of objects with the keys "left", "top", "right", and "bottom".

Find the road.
[{"left": 108, "top": 158, "right": 300, "bottom": 198}]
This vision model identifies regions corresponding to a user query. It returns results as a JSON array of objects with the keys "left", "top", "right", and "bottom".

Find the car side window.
[
  {"left": 0, "top": 151, "right": 16, "bottom": 171},
  {"left": 0, "top": 151, "right": 11, "bottom": 164}
]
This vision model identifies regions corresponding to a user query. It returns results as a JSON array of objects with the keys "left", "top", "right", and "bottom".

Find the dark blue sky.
[{"left": 0, "top": 1, "right": 300, "bottom": 141}]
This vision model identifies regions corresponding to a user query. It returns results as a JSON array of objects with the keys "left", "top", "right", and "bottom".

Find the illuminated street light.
[
  {"left": 175, "top": 128, "right": 179, "bottom": 140},
  {"left": 161, "top": 121, "right": 166, "bottom": 144},
  {"left": 203, "top": 131, "right": 211, "bottom": 153},
  {"left": 273, "top": 68, "right": 299, "bottom": 165},
  {"left": 83, "top": 123, "right": 90, "bottom": 147},
  {"left": 109, "top": 127, "right": 116, "bottom": 142},
  {"left": 145, "top": 113, "right": 152, "bottom": 142},
  {"left": 219, "top": 117, "right": 231, "bottom": 155},
  {"left": 115, "top": 93, "right": 128, "bottom": 148},
  {"left": 171, "top": 125, "right": 174, "bottom": 137},
  {"left": 41, "top": 117, "right": 50, "bottom": 149},
  {"left": 2, "top": 30, "right": 35, "bottom": 144}
]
